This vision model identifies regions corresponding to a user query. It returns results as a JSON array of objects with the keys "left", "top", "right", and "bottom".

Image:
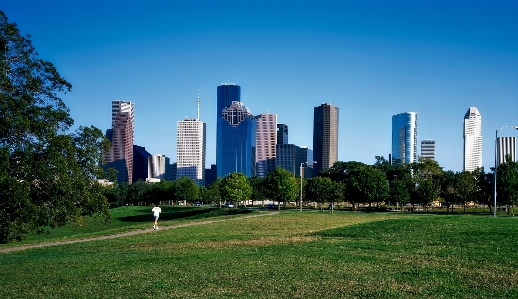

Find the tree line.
[{"left": 103, "top": 154, "right": 518, "bottom": 217}]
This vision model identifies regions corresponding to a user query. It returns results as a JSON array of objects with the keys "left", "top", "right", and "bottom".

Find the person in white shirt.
[{"left": 151, "top": 205, "right": 162, "bottom": 230}]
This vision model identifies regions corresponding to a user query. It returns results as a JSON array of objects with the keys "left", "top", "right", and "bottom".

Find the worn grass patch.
[{"left": 1, "top": 212, "right": 517, "bottom": 298}]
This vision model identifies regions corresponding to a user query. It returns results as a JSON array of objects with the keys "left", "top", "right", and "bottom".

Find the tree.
[
  {"left": 455, "top": 171, "right": 478, "bottom": 214},
  {"left": 204, "top": 178, "right": 222, "bottom": 206},
  {"left": 440, "top": 170, "right": 457, "bottom": 213},
  {"left": 305, "top": 176, "right": 342, "bottom": 211},
  {"left": 475, "top": 167, "right": 494, "bottom": 214},
  {"left": 497, "top": 156, "right": 518, "bottom": 214},
  {"left": 356, "top": 165, "right": 389, "bottom": 209},
  {"left": 321, "top": 161, "right": 367, "bottom": 210},
  {"left": 0, "top": 11, "right": 111, "bottom": 242},
  {"left": 173, "top": 176, "right": 200, "bottom": 205},
  {"left": 248, "top": 176, "right": 266, "bottom": 207},
  {"left": 220, "top": 173, "right": 252, "bottom": 207},
  {"left": 410, "top": 158, "right": 443, "bottom": 211},
  {"left": 263, "top": 167, "right": 298, "bottom": 210}
]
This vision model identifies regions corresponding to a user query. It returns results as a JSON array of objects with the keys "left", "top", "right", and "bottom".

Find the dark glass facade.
[
  {"left": 217, "top": 83, "right": 240, "bottom": 120},
  {"left": 133, "top": 145, "right": 151, "bottom": 182},
  {"left": 217, "top": 101, "right": 256, "bottom": 178},
  {"left": 277, "top": 124, "right": 288, "bottom": 145}
]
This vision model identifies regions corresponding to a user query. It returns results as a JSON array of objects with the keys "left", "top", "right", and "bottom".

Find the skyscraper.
[
  {"left": 420, "top": 140, "right": 436, "bottom": 161},
  {"left": 391, "top": 112, "right": 417, "bottom": 165},
  {"left": 463, "top": 107, "right": 482, "bottom": 171},
  {"left": 217, "top": 101, "right": 256, "bottom": 177},
  {"left": 103, "top": 100, "right": 134, "bottom": 183},
  {"left": 276, "top": 144, "right": 302, "bottom": 176},
  {"left": 497, "top": 137, "right": 516, "bottom": 166},
  {"left": 277, "top": 124, "right": 288, "bottom": 145},
  {"left": 133, "top": 145, "right": 151, "bottom": 182},
  {"left": 255, "top": 113, "right": 277, "bottom": 178},
  {"left": 217, "top": 83, "right": 240, "bottom": 120},
  {"left": 149, "top": 154, "right": 169, "bottom": 180},
  {"left": 177, "top": 93, "right": 206, "bottom": 186},
  {"left": 313, "top": 103, "right": 339, "bottom": 175}
]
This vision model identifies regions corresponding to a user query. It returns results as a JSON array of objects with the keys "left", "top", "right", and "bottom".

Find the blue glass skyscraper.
[
  {"left": 391, "top": 112, "right": 417, "bottom": 165},
  {"left": 217, "top": 83, "right": 240, "bottom": 119},
  {"left": 216, "top": 84, "right": 256, "bottom": 177}
]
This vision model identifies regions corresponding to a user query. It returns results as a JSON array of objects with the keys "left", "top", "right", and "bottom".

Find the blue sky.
[{"left": 3, "top": 0, "right": 518, "bottom": 172}]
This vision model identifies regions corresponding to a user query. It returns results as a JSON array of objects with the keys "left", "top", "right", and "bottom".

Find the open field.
[{"left": 1, "top": 208, "right": 518, "bottom": 298}]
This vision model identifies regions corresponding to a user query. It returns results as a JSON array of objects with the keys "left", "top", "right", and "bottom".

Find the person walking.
[{"left": 152, "top": 204, "right": 162, "bottom": 230}]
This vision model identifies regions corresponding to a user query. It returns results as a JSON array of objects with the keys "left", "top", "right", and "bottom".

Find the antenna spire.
[{"left": 197, "top": 88, "right": 200, "bottom": 120}]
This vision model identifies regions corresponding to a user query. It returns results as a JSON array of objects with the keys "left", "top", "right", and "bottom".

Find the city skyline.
[{"left": 4, "top": 1, "right": 518, "bottom": 172}]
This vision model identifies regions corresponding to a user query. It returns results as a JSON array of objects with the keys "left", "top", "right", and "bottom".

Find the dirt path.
[{"left": 0, "top": 211, "right": 278, "bottom": 254}]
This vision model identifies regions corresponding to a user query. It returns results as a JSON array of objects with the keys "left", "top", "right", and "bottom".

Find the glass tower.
[
  {"left": 391, "top": 112, "right": 417, "bottom": 165},
  {"left": 217, "top": 101, "right": 256, "bottom": 178}
]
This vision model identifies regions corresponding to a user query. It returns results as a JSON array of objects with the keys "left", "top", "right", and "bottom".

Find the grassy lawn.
[
  {"left": 0, "top": 206, "right": 255, "bottom": 247},
  {"left": 1, "top": 209, "right": 517, "bottom": 298}
]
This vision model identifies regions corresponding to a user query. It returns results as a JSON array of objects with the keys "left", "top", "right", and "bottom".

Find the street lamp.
[
  {"left": 300, "top": 161, "right": 316, "bottom": 211},
  {"left": 494, "top": 126, "right": 518, "bottom": 217}
]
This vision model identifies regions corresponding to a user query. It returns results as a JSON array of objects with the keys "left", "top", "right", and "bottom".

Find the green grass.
[
  {"left": 1, "top": 209, "right": 518, "bottom": 298},
  {"left": 0, "top": 206, "right": 255, "bottom": 247}
]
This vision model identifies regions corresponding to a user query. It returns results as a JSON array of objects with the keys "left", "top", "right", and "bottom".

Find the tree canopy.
[
  {"left": 0, "top": 11, "right": 110, "bottom": 242},
  {"left": 220, "top": 173, "right": 252, "bottom": 206},
  {"left": 263, "top": 167, "right": 298, "bottom": 210}
]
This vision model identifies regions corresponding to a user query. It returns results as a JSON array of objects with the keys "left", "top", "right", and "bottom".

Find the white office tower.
[
  {"left": 420, "top": 140, "right": 436, "bottom": 161},
  {"left": 255, "top": 113, "right": 277, "bottom": 178},
  {"left": 176, "top": 93, "right": 206, "bottom": 186},
  {"left": 497, "top": 137, "right": 516, "bottom": 166},
  {"left": 148, "top": 154, "right": 167, "bottom": 180},
  {"left": 463, "top": 107, "right": 482, "bottom": 172}
]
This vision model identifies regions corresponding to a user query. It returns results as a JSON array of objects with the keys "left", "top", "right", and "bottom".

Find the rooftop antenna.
[{"left": 197, "top": 88, "right": 200, "bottom": 120}]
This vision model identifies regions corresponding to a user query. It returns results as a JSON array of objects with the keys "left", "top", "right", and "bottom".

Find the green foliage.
[
  {"left": 204, "top": 178, "right": 222, "bottom": 205},
  {"left": 455, "top": 171, "right": 478, "bottom": 212},
  {"left": 305, "top": 176, "right": 342, "bottom": 205},
  {"left": 263, "top": 167, "right": 298, "bottom": 208},
  {"left": 497, "top": 156, "right": 518, "bottom": 207},
  {"left": 248, "top": 176, "right": 266, "bottom": 204},
  {"left": 0, "top": 12, "right": 110, "bottom": 242},
  {"left": 172, "top": 176, "right": 199, "bottom": 204},
  {"left": 220, "top": 173, "right": 252, "bottom": 205},
  {"left": 410, "top": 158, "right": 443, "bottom": 208},
  {"left": 322, "top": 161, "right": 388, "bottom": 209}
]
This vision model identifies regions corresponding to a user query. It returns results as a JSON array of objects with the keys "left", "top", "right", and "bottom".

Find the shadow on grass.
[{"left": 117, "top": 206, "right": 254, "bottom": 223}]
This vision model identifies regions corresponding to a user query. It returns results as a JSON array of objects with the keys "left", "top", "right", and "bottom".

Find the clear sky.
[{"left": 3, "top": 0, "right": 518, "bottom": 172}]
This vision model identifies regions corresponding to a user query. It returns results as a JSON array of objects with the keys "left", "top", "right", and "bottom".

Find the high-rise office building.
[
  {"left": 391, "top": 112, "right": 417, "bottom": 165},
  {"left": 177, "top": 94, "right": 206, "bottom": 186},
  {"left": 205, "top": 164, "right": 217, "bottom": 187},
  {"left": 217, "top": 83, "right": 240, "bottom": 120},
  {"left": 133, "top": 145, "right": 151, "bottom": 182},
  {"left": 255, "top": 113, "right": 277, "bottom": 178},
  {"left": 300, "top": 146, "right": 314, "bottom": 179},
  {"left": 497, "top": 137, "right": 516, "bottom": 166},
  {"left": 277, "top": 124, "right": 288, "bottom": 145},
  {"left": 217, "top": 101, "right": 256, "bottom": 177},
  {"left": 313, "top": 103, "right": 339, "bottom": 175},
  {"left": 420, "top": 140, "right": 436, "bottom": 161},
  {"left": 276, "top": 144, "right": 302, "bottom": 176},
  {"left": 463, "top": 107, "right": 482, "bottom": 171},
  {"left": 103, "top": 100, "right": 135, "bottom": 183},
  {"left": 148, "top": 154, "right": 169, "bottom": 180}
]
